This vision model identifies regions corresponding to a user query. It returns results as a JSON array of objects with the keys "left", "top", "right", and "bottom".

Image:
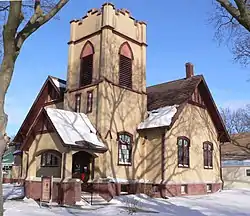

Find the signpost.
[{"left": 40, "top": 176, "right": 53, "bottom": 207}]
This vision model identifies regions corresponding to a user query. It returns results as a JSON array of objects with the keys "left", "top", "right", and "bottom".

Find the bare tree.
[
  {"left": 0, "top": 0, "right": 69, "bottom": 215},
  {"left": 210, "top": 0, "right": 250, "bottom": 66},
  {"left": 220, "top": 104, "right": 250, "bottom": 134}
]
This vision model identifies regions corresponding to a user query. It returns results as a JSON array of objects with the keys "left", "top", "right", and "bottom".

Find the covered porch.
[{"left": 21, "top": 107, "right": 107, "bottom": 205}]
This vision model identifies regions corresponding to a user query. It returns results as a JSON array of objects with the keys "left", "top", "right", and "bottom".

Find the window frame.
[
  {"left": 79, "top": 41, "right": 94, "bottom": 87},
  {"left": 177, "top": 136, "right": 190, "bottom": 168},
  {"left": 75, "top": 93, "right": 81, "bottom": 113},
  {"left": 203, "top": 141, "right": 213, "bottom": 169},
  {"left": 40, "top": 152, "right": 60, "bottom": 167},
  {"left": 117, "top": 131, "right": 133, "bottom": 166},
  {"left": 118, "top": 42, "right": 133, "bottom": 89},
  {"left": 246, "top": 169, "right": 250, "bottom": 176},
  {"left": 86, "top": 90, "right": 93, "bottom": 113}
]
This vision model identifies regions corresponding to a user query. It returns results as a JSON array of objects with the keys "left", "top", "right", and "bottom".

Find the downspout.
[
  {"left": 24, "top": 151, "right": 29, "bottom": 180},
  {"left": 161, "top": 130, "right": 166, "bottom": 198},
  {"left": 219, "top": 142, "right": 224, "bottom": 190}
]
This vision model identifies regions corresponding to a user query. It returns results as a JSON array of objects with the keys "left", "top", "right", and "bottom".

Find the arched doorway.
[{"left": 72, "top": 151, "right": 94, "bottom": 183}]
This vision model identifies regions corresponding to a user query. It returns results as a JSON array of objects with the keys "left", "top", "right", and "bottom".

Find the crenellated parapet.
[{"left": 68, "top": 2, "right": 147, "bottom": 44}]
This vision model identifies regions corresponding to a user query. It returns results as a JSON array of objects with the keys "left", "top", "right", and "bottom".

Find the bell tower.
[{"left": 64, "top": 3, "right": 147, "bottom": 148}]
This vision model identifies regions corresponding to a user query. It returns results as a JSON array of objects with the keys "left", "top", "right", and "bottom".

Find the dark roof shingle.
[{"left": 146, "top": 75, "right": 202, "bottom": 110}]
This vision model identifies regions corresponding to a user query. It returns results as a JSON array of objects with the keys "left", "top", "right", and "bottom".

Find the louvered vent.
[
  {"left": 119, "top": 55, "right": 132, "bottom": 88},
  {"left": 80, "top": 54, "right": 93, "bottom": 86}
]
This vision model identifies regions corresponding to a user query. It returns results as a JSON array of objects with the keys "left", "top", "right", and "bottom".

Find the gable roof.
[
  {"left": 221, "top": 132, "right": 250, "bottom": 160},
  {"left": 146, "top": 75, "right": 230, "bottom": 142},
  {"left": 147, "top": 75, "right": 202, "bottom": 110},
  {"left": 49, "top": 76, "right": 67, "bottom": 93},
  {"left": 45, "top": 108, "right": 107, "bottom": 152},
  {"left": 20, "top": 107, "right": 107, "bottom": 153},
  {"left": 13, "top": 76, "right": 66, "bottom": 143}
]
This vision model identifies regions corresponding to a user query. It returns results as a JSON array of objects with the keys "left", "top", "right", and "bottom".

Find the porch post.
[
  {"left": 64, "top": 151, "right": 72, "bottom": 180},
  {"left": 91, "top": 157, "right": 95, "bottom": 180}
]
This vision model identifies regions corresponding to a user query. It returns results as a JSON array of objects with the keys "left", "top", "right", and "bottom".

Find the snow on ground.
[{"left": 3, "top": 184, "right": 250, "bottom": 216}]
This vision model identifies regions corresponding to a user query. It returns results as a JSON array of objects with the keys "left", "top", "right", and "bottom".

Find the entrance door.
[{"left": 72, "top": 151, "right": 93, "bottom": 183}]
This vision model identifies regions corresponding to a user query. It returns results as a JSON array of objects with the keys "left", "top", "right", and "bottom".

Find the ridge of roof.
[
  {"left": 48, "top": 75, "right": 67, "bottom": 84},
  {"left": 146, "top": 74, "right": 203, "bottom": 90}
]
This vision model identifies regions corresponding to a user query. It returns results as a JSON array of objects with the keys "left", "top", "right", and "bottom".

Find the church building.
[{"left": 13, "top": 3, "right": 230, "bottom": 205}]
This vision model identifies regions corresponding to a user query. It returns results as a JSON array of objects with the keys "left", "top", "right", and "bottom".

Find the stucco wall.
[
  {"left": 222, "top": 166, "right": 250, "bottom": 189},
  {"left": 64, "top": 85, "right": 98, "bottom": 126},
  {"left": 23, "top": 132, "right": 68, "bottom": 181},
  {"left": 94, "top": 82, "right": 146, "bottom": 180},
  {"left": 139, "top": 103, "right": 222, "bottom": 184},
  {"left": 162, "top": 103, "right": 221, "bottom": 184}
]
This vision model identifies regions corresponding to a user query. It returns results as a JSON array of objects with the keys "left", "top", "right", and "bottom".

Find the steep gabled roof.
[
  {"left": 13, "top": 76, "right": 66, "bottom": 143},
  {"left": 49, "top": 76, "right": 67, "bottom": 94},
  {"left": 21, "top": 108, "right": 107, "bottom": 153},
  {"left": 146, "top": 75, "right": 230, "bottom": 142},
  {"left": 147, "top": 75, "right": 202, "bottom": 110}
]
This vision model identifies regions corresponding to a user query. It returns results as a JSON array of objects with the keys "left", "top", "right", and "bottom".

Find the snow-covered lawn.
[{"left": 3, "top": 183, "right": 250, "bottom": 216}]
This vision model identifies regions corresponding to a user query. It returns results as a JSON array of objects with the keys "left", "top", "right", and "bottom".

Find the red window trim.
[
  {"left": 86, "top": 90, "right": 93, "bottom": 113},
  {"left": 75, "top": 93, "right": 81, "bottom": 113},
  {"left": 117, "top": 131, "right": 133, "bottom": 166},
  {"left": 203, "top": 141, "right": 213, "bottom": 169},
  {"left": 177, "top": 136, "right": 190, "bottom": 168},
  {"left": 41, "top": 151, "right": 60, "bottom": 167}
]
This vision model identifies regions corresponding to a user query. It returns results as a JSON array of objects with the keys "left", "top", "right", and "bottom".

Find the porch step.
[{"left": 81, "top": 192, "right": 109, "bottom": 206}]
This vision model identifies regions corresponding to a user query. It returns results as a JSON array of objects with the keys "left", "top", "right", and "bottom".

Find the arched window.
[
  {"left": 203, "top": 142, "right": 213, "bottom": 168},
  {"left": 177, "top": 137, "right": 190, "bottom": 167},
  {"left": 41, "top": 151, "right": 61, "bottom": 167},
  {"left": 119, "top": 42, "right": 133, "bottom": 89},
  {"left": 80, "top": 41, "right": 94, "bottom": 87},
  {"left": 117, "top": 131, "right": 133, "bottom": 165}
]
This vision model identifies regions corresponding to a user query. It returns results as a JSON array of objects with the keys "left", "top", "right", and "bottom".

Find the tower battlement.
[{"left": 68, "top": 2, "right": 147, "bottom": 44}]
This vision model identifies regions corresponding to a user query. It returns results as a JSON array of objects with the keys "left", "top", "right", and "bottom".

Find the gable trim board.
[
  {"left": 145, "top": 75, "right": 230, "bottom": 143},
  {"left": 13, "top": 76, "right": 66, "bottom": 144},
  {"left": 20, "top": 107, "right": 107, "bottom": 154}
]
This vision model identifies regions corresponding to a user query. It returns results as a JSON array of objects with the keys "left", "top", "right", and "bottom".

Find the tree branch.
[
  {"left": 15, "top": 0, "right": 69, "bottom": 52},
  {"left": 216, "top": 0, "right": 241, "bottom": 18},
  {"left": 216, "top": 0, "right": 250, "bottom": 31}
]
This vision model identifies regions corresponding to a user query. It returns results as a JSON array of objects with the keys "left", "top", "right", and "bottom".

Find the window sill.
[
  {"left": 204, "top": 166, "right": 213, "bottom": 169},
  {"left": 118, "top": 162, "right": 132, "bottom": 166},
  {"left": 178, "top": 164, "right": 189, "bottom": 168}
]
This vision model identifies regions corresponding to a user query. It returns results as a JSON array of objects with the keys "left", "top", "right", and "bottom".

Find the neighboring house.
[
  {"left": 221, "top": 132, "right": 250, "bottom": 189},
  {"left": 12, "top": 3, "right": 229, "bottom": 205},
  {"left": 2, "top": 146, "right": 14, "bottom": 179},
  {"left": 2, "top": 142, "right": 22, "bottom": 183}
]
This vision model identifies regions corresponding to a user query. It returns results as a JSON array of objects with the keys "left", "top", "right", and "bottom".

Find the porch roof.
[{"left": 45, "top": 108, "right": 107, "bottom": 152}]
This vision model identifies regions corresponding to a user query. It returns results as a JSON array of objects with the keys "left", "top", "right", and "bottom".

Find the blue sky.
[{"left": 5, "top": 0, "right": 250, "bottom": 136}]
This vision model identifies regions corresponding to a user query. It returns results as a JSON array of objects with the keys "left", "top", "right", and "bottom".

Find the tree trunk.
[{"left": 0, "top": 54, "right": 17, "bottom": 216}]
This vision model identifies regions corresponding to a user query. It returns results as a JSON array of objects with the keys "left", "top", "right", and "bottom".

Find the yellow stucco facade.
[{"left": 20, "top": 3, "right": 224, "bottom": 197}]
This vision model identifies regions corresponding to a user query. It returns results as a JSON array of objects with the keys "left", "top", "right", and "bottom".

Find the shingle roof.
[
  {"left": 146, "top": 75, "right": 230, "bottom": 142},
  {"left": 221, "top": 132, "right": 250, "bottom": 160},
  {"left": 147, "top": 75, "right": 202, "bottom": 111}
]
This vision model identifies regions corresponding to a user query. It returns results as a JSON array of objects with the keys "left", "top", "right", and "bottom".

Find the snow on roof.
[
  {"left": 45, "top": 108, "right": 106, "bottom": 150},
  {"left": 137, "top": 105, "right": 178, "bottom": 130},
  {"left": 51, "top": 77, "right": 66, "bottom": 89}
]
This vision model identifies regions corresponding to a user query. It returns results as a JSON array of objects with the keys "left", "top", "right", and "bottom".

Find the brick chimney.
[{"left": 185, "top": 62, "right": 194, "bottom": 78}]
